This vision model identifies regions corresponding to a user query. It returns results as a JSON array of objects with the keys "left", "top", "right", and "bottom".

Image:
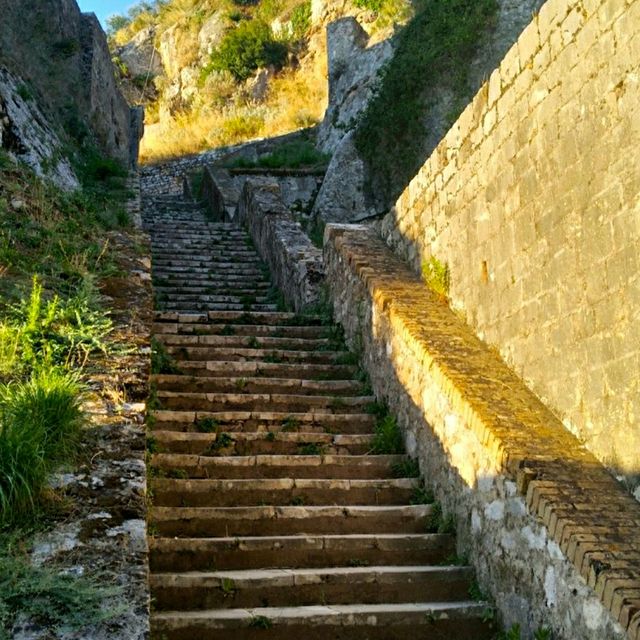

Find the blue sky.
[{"left": 77, "top": 1, "right": 135, "bottom": 28}]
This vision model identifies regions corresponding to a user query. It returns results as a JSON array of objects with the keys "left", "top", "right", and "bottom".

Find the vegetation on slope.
[
  {"left": 354, "top": 0, "right": 499, "bottom": 205},
  {"left": 0, "top": 149, "right": 135, "bottom": 635},
  {"left": 108, "top": 0, "right": 407, "bottom": 161}
]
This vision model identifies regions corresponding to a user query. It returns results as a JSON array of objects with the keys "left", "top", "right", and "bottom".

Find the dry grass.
[{"left": 139, "top": 58, "right": 327, "bottom": 162}]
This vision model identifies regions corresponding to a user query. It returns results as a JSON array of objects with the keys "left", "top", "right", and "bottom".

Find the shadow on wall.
[
  {"left": 353, "top": 0, "right": 547, "bottom": 213},
  {"left": 378, "top": 0, "right": 640, "bottom": 499}
]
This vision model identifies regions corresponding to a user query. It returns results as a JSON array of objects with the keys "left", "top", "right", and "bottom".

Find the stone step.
[
  {"left": 156, "top": 295, "right": 275, "bottom": 306},
  {"left": 150, "top": 602, "right": 494, "bottom": 640},
  {"left": 148, "top": 410, "right": 376, "bottom": 434},
  {"left": 152, "top": 323, "right": 330, "bottom": 339},
  {"left": 155, "top": 335, "right": 335, "bottom": 351},
  {"left": 151, "top": 375, "right": 367, "bottom": 396},
  {"left": 154, "top": 311, "right": 324, "bottom": 325},
  {"left": 150, "top": 565, "right": 474, "bottom": 611},
  {"left": 151, "top": 430, "right": 374, "bottom": 456},
  {"left": 151, "top": 272, "right": 270, "bottom": 282},
  {"left": 149, "top": 504, "right": 434, "bottom": 537},
  {"left": 150, "top": 477, "right": 415, "bottom": 507},
  {"left": 152, "top": 286, "right": 272, "bottom": 296},
  {"left": 161, "top": 303, "right": 279, "bottom": 313},
  {"left": 149, "top": 533, "right": 456, "bottom": 572},
  {"left": 149, "top": 453, "right": 406, "bottom": 479},
  {"left": 165, "top": 346, "right": 354, "bottom": 365},
  {"left": 154, "top": 391, "right": 375, "bottom": 414}
]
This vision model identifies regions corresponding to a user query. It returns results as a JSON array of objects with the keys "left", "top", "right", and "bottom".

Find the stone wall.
[
  {"left": 237, "top": 180, "right": 324, "bottom": 312},
  {"left": 381, "top": 0, "right": 640, "bottom": 497},
  {"left": 324, "top": 224, "right": 639, "bottom": 640}
]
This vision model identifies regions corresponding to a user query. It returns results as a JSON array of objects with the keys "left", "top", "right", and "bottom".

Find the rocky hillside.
[
  {"left": 108, "top": 0, "right": 406, "bottom": 162},
  {"left": 0, "top": 0, "right": 141, "bottom": 189}
]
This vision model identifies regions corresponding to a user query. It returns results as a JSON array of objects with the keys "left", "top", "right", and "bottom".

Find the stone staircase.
[{"left": 143, "top": 196, "right": 494, "bottom": 639}]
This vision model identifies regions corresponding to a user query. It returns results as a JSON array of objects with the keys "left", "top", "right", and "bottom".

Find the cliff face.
[{"left": 0, "top": 0, "right": 141, "bottom": 186}]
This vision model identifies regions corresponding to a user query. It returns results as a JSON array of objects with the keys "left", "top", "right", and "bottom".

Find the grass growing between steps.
[{"left": 226, "top": 141, "right": 330, "bottom": 171}]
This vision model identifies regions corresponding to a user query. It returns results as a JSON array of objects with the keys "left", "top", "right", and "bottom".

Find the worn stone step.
[
  {"left": 149, "top": 504, "right": 434, "bottom": 537},
  {"left": 156, "top": 295, "right": 273, "bottom": 305},
  {"left": 152, "top": 323, "right": 330, "bottom": 339},
  {"left": 149, "top": 453, "right": 407, "bottom": 479},
  {"left": 165, "top": 346, "right": 353, "bottom": 365},
  {"left": 154, "top": 311, "right": 324, "bottom": 326},
  {"left": 150, "top": 477, "right": 415, "bottom": 507},
  {"left": 151, "top": 431, "right": 374, "bottom": 456},
  {"left": 150, "top": 602, "right": 494, "bottom": 640},
  {"left": 149, "top": 410, "right": 376, "bottom": 434},
  {"left": 150, "top": 565, "right": 474, "bottom": 611},
  {"left": 151, "top": 271, "right": 269, "bottom": 282},
  {"left": 156, "top": 335, "right": 335, "bottom": 352},
  {"left": 153, "top": 285, "right": 271, "bottom": 295},
  {"left": 161, "top": 303, "right": 279, "bottom": 313},
  {"left": 155, "top": 391, "right": 375, "bottom": 414},
  {"left": 151, "top": 375, "right": 367, "bottom": 397},
  {"left": 149, "top": 533, "right": 456, "bottom": 572},
  {"left": 166, "top": 361, "right": 358, "bottom": 381}
]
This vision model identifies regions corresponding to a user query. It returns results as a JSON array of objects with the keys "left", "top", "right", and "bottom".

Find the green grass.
[
  {"left": 422, "top": 256, "right": 450, "bottom": 299},
  {"left": 355, "top": 0, "right": 499, "bottom": 206},
  {"left": 391, "top": 458, "right": 420, "bottom": 478},
  {"left": 228, "top": 141, "right": 330, "bottom": 171},
  {"left": 0, "top": 368, "right": 84, "bottom": 524}
]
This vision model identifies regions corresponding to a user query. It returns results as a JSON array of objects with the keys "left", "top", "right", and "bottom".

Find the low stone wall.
[
  {"left": 202, "top": 166, "right": 240, "bottom": 222},
  {"left": 324, "top": 224, "right": 640, "bottom": 640},
  {"left": 237, "top": 179, "right": 324, "bottom": 312}
]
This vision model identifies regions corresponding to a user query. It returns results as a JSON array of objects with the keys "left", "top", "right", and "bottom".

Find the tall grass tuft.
[{"left": 0, "top": 368, "right": 84, "bottom": 522}]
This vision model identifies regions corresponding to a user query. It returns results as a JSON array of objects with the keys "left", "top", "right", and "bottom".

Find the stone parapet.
[
  {"left": 324, "top": 223, "right": 640, "bottom": 640},
  {"left": 238, "top": 179, "right": 324, "bottom": 313}
]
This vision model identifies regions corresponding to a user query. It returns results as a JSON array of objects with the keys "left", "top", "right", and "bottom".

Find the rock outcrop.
[{"left": 0, "top": 0, "right": 142, "bottom": 180}]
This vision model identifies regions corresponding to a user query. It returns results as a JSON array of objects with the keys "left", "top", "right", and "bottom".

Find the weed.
[
  {"left": 166, "top": 469, "right": 188, "bottom": 479},
  {"left": 151, "top": 339, "right": 181, "bottom": 375},
  {"left": 371, "top": 414, "right": 404, "bottom": 455},
  {"left": 249, "top": 615, "right": 273, "bottom": 629},
  {"left": 391, "top": 458, "right": 420, "bottom": 478},
  {"left": 534, "top": 628, "right": 553, "bottom": 640},
  {"left": 266, "top": 431, "right": 276, "bottom": 442},
  {"left": 235, "top": 377, "right": 248, "bottom": 390},
  {"left": 422, "top": 256, "right": 450, "bottom": 299},
  {"left": 426, "top": 502, "right": 456, "bottom": 534},
  {"left": 410, "top": 484, "right": 435, "bottom": 505},
  {"left": 281, "top": 416, "right": 300, "bottom": 432},
  {"left": 289, "top": 495, "right": 306, "bottom": 506},
  {"left": 347, "top": 558, "right": 370, "bottom": 567},
  {"left": 206, "top": 432, "right": 234, "bottom": 455},
  {"left": 468, "top": 579, "right": 487, "bottom": 602},
  {"left": 335, "top": 352, "right": 359, "bottom": 366},
  {"left": 247, "top": 336, "right": 259, "bottom": 349},
  {"left": 220, "top": 577, "right": 236, "bottom": 597},
  {"left": 0, "top": 544, "right": 122, "bottom": 637},
  {"left": 219, "top": 325, "right": 235, "bottom": 336},
  {"left": 298, "top": 443, "right": 325, "bottom": 455}
]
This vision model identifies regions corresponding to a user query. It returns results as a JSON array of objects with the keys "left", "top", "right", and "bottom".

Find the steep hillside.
[{"left": 108, "top": 0, "right": 407, "bottom": 162}]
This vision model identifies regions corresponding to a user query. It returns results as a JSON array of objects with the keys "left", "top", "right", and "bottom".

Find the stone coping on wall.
[
  {"left": 324, "top": 224, "right": 640, "bottom": 639},
  {"left": 237, "top": 179, "right": 324, "bottom": 313}
]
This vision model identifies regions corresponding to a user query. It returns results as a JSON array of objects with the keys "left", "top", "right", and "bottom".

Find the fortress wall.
[{"left": 381, "top": 0, "right": 640, "bottom": 496}]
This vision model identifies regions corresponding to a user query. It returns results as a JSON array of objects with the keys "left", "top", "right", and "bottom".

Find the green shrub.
[
  {"left": 355, "top": 0, "right": 499, "bottom": 206},
  {"left": 228, "top": 141, "right": 329, "bottom": 170},
  {"left": 0, "top": 368, "right": 84, "bottom": 521},
  {"left": 206, "top": 20, "right": 288, "bottom": 81},
  {"left": 352, "top": 0, "right": 384, "bottom": 12},
  {"left": 421, "top": 256, "right": 450, "bottom": 299}
]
